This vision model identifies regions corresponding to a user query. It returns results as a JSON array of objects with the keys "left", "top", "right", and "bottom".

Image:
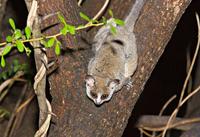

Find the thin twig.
[
  {"left": 139, "top": 128, "right": 154, "bottom": 137},
  {"left": 179, "top": 14, "right": 200, "bottom": 108},
  {"left": 178, "top": 14, "right": 200, "bottom": 105},
  {"left": 151, "top": 95, "right": 176, "bottom": 137},
  {"left": 0, "top": 71, "right": 25, "bottom": 102},
  {"left": 78, "top": 0, "right": 84, "bottom": 7},
  {"left": 25, "top": 1, "right": 52, "bottom": 137},
  {"left": 84, "top": 0, "right": 110, "bottom": 27},
  {"left": 138, "top": 116, "right": 200, "bottom": 131},
  {"left": 34, "top": 99, "right": 52, "bottom": 137},
  {"left": 91, "top": 0, "right": 110, "bottom": 22},
  {"left": 162, "top": 13, "right": 200, "bottom": 137},
  {"left": 147, "top": 117, "right": 200, "bottom": 131},
  {"left": 0, "top": 71, "right": 24, "bottom": 93},
  {"left": 180, "top": 82, "right": 200, "bottom": 107},
  {"left": 159, "top": 95, "right": 177, "bottom": 116},
  {"left": 15, "top": 94, "right": 35, "bottom": 113},
  {"left": 3, "top": 84, "right": 27, "bottom": 137},
  {"left": 8, "top": 85, "right": 34, "bottom": 137}
]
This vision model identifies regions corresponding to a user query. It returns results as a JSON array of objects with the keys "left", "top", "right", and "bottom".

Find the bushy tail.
[{"left": 125, "top": 0, "right": 145, "bottom": 30}]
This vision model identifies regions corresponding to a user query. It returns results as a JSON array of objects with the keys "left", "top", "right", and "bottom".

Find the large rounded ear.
[
  {"left": 85, "top": 75, "right": 95, "bottom": 87},
  {"left": 108, "top": 79, "right": 120, "bottom": 89}
]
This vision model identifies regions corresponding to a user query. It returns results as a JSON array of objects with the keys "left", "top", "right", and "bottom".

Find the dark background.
[{"left": 123, "top": 0, "right": 200, "bottom": 136}]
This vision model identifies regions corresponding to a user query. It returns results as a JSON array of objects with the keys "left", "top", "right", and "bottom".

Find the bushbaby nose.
[
  {"left": 95, "top": 97, "right": 102, "bottom": 105},
  {"left": 95, "top": 101, "right": 101, "bottom": 105}
]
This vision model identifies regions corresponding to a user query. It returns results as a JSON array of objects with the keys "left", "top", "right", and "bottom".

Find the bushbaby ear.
[
  {"left": 108, "top": 79, "right": 120, "bottom": 89},
  {"left": 85, "top": 75, "right": 95, "bottom": 87}
]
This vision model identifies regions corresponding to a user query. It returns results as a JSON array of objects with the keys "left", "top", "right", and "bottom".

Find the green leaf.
[
  {"left": 6, "top": 36, "right": 13, "bottom": 42},
  {"left": 13, "top": 64, "right": 20, "bottom": 73},
  {"left": 2, "top": 45, "right": 12, "bottom": 56},
  {"left": 13, "top": 59, "right": 19, "bottom": 66},
  {"left": 47, "top": 38, "right": 55, "bottom": 47},
  {"left": 102, "top": 17, "right": 107, "bottom": 24},
  {"left": 91, "top": 19, "right": 98, "bottom": 24},
  {"left": 20, "top": 64, "right": 29, "bottom": 73},
  {"left": 9, "top": 18, "right": 16, "bottom": 30},
  {"left": 114, "top": 19, "right": 125, "bottom": 26},
  {"left": 110, "top": 24, "right": 117, "bottom": 35},
  {"left": 1, "top": 56, "right": 6, "bottom": 67},
  {"left": 25, "top": 26, "right": 31, "bottom": 39},
  {"left": 61, "top": 24, "right": 76, "bottom": 35},
  {"left": 79, "top": 12, "right": 91, "bottom": 22},
  {"left": 60, "top": 26, "right": 68, "bottom": 35},
  {"left": 108, "top": 10, "right": 113, "bottom": 17},
  {"left": 8, "top": 68, "right": 13, "bottom": 77},
  {"left": 0, "top": 107, "right": 10, "bottom": 119},
  {"left": 1, "top": 72, "right": 7, "bottom": 79},
  {"left": 14, "top": 29, "right": 22, "bottom": 39},
  {"left": 58, "top": 14, "right": 66, "bottom": 25},
  {"left": 67, "top": 25, "right": 75, "bottom": 35},
  {"left": 25, "top": 47, "right": 31, "bottom": 56},
  {"left": 55, "top": 41, "right": 61, "bottom": 55},
  {"left": 13, "top": 59, "right": 19, "bottom": 72},
  {"left": 16, "top": 40, "right": 24, "bottom": 52},
  {"left": 40, "top": 40, "right": 48, "bottom": 48}
]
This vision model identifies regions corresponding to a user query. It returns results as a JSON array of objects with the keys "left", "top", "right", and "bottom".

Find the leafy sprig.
[
  {"left": 0, "top": 11, "right": 124, "bottom": 67},
  {"left": 0, "top": 59, "right": 29, "bottom": 83}
]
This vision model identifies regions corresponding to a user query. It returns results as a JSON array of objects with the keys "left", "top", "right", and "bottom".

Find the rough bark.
[
  {"left": 0, "top": 0, "right": 8, "bottom": 36},
  {"left": 37, "top": 0, "right": 192, "bottom": 136},
  {"left": 0, "top": 0, "right": 8, "bottom": 28}
]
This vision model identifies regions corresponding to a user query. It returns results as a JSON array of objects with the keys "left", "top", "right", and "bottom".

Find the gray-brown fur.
[{"left": 85, "top": 0, "right": 145, "bottom": 105}]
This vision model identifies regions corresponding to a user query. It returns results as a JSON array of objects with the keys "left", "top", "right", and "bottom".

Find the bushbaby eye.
[
  {"left": 101, "top": 94, "right": 109, "bottom": 100},
  {"left": 90, "top": 92, "right": 97, "bottom": 98}
]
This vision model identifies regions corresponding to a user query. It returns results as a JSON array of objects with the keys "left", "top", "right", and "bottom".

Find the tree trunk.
[{"left": 37, "top": 0, "right": 192, "bottom": 136}]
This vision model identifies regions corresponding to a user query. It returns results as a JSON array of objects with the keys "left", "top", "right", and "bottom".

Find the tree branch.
[{"left": 37, "top": 0, "right": 192, "bottom": 136}]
